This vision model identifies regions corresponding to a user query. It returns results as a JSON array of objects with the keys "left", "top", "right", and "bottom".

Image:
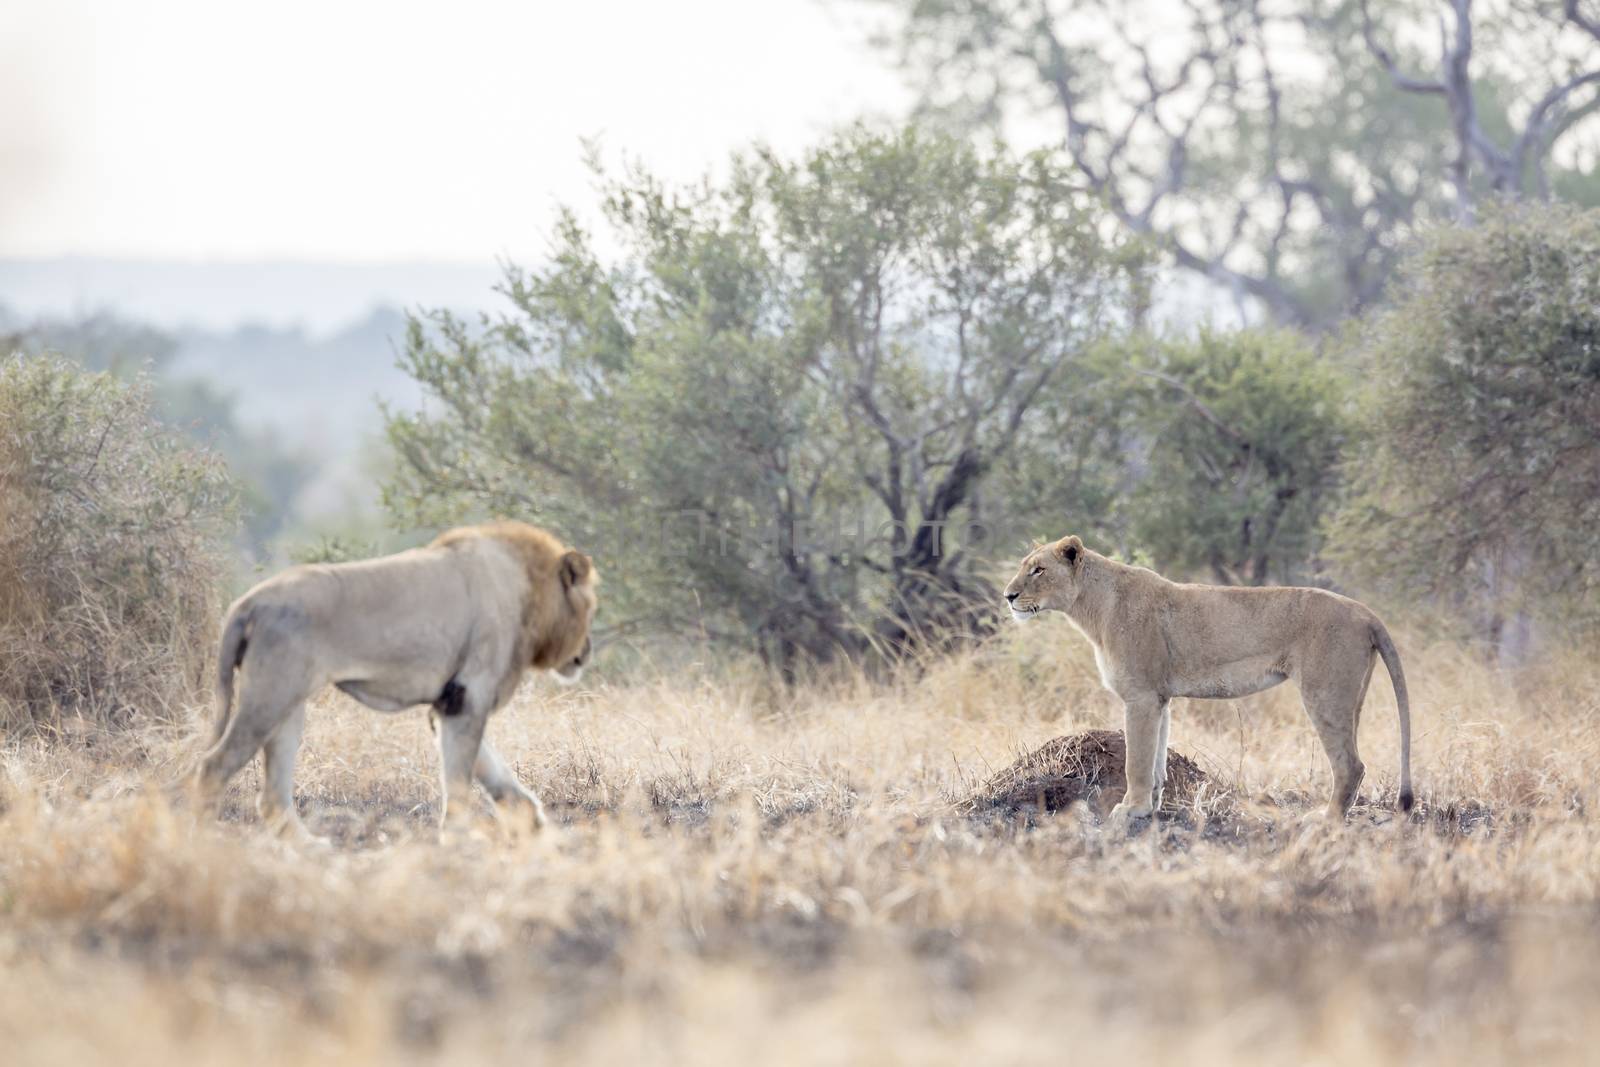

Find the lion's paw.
[{"left": 262, "top": 812, "right": 332, "bottom": 853}]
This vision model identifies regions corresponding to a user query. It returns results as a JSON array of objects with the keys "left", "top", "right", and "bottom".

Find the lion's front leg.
[
  {"left": 1109, "top": 694, "right": 1164, "bottom": 832},
  {"left": 474, "top": 739, "right": 548, "bottom": 834}
]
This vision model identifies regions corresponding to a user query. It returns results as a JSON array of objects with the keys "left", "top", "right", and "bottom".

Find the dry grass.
[{"left": 2, "top": 615, "right": 1599, "bottom": 1065}]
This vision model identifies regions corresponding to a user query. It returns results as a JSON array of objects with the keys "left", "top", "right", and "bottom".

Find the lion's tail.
[
  {"left": 211, "top": 603, "right": 252, "bottom": 746},
  {"left": 1372, "top": 620, "right": 1414, "bottom": 813}
]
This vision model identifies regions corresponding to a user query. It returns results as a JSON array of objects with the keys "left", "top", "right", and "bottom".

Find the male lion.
[
  {"left": 1004, "top": 536, "right": 1413, "bottom": 828},
  {"left": 195, "top": 521, "right": 598, "bottom": 837}
]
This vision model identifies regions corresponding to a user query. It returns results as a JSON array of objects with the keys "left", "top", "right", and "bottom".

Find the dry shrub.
[{"left": 0, "top": 354, "right": 236, "bottom": 730}]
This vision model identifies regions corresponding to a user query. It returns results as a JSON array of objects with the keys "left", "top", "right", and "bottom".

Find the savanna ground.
[{"left": 2, "top": 617, "right": 1598, "bottom": 1066}]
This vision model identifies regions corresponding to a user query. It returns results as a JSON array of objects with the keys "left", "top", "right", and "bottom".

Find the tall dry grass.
[{"left": 1, "top": 616, "right": 1598, "bottom": 1065}]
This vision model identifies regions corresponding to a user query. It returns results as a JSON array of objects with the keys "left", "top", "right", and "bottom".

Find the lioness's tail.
[
  {"left": 211, "top": 603, "right": 252, "bottom": 746},
  {"left": 1372, "top": 620, "right": 1414, "bottom": 813}
]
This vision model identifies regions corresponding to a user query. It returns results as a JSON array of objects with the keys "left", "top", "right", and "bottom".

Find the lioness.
[
  {"left": 195, "top": 521, "right": 598, "bottom": 836},
  {"left": 1004, "top": 536, "right": 1412, "bottom": 827}
]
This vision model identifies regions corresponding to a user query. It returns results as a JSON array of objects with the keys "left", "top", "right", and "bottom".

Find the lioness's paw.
[{"left": 1108, "top": 800, "right": 1154, "bottom": 835}]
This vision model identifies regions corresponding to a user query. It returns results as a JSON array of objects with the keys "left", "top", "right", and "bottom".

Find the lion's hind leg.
[
  {"left": 195, "top": 633, "right": 312, "bottom": 823},
  {"left": 196, "top": 698, "right": 291, "bottom": 820},
  {"left": 1298, "top": 645, "right": 1378, "bottom": 821},
  {"left": 258, "top": 702, "right": 318, "bottom": 840}
]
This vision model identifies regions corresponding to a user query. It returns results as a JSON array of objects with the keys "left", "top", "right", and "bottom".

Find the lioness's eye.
[{"left": 1030, "top": 566, "right": 1045, "bottom": 576}]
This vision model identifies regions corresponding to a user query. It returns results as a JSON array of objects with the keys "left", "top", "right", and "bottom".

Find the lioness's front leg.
[
  {"left": 1109, "top": 694, "right": 1164, "bottom": 831},
  {"left": 474, "top": 740, "right": 548, "bottom": 833},
  {"left": 1151, "top": 700, "right": 1171, "bottom": 812}
]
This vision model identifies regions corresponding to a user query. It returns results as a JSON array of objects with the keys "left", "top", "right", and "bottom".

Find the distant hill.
[
  {"left": 162, "top": 306, "right": 432, "bottom": 519},
  {"left": 0, "top": 257, "right": 501, "bottom": 333},
  {"left": 169, "top": 305, "right": 420, "bottom": 453},
  {"left": 1, "top": 258, "right": 508, "bottom": 523}
]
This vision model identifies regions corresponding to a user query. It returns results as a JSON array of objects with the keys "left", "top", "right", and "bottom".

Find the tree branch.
[
  {"left": 1359, "top": 0, "right": 1447, "bottom": 95},
  {"left": 1135, "top": 368, "right": 1248, "bottom": 446},
  {"left": 1514, "top": 69, "right": 1600, "bottom": 185},
  {"left": 1566, "top": 0, "right": 1600, "bottom": 42}
]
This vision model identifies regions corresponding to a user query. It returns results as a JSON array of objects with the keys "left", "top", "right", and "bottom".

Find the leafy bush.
[
  {"left": 1330, "top": 204, "right": 1600, "bottom": 629},
  {"left": 0, "top": 355, "right": 238, "bottom": 729}
]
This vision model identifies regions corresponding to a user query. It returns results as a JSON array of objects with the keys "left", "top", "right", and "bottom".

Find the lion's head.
[
  {"left": 1003, "top": 535, "right": 1085, "bottom": 621},
  {"left": 436, "top": 521, "right": 601, "bottom": 683},
  {"left": 549, "top": 550, "right": 598, "bottom": 684}
]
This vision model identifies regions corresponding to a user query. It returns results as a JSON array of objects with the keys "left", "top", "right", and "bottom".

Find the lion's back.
[{"left": 235, "top": 540, "right": 526, "bottom": 685}]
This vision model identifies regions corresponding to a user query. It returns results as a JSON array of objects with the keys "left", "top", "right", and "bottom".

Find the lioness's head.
[
  {"left": 1003, "top": 536, "right": 1085, "bottom": 621},
  {"left": 549, "top": 550, "right": 599, "bottom": 684}
]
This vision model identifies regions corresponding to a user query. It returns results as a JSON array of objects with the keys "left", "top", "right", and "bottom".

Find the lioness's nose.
[{"left": 1005, "top": 591, "right": 1018, "bottom": 603}]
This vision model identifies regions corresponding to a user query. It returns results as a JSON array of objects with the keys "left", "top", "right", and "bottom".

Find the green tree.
[
  {"left": 385, "top": 127, "right": 1147, "bottom": 674},
  {"left": 980, "top": 337, "right": 1146, "bottom": 556},
  {"left": 997, "top": 330, "right": 1350, "bottom": 584},
  {"left": 1329, "top": 203, "right": 1600, "bottom": 630},
  {"left": 1124, "top": 330, "right": 1350, "bottom": 585}
]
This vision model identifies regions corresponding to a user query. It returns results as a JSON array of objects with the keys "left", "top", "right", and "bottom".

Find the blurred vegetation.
[
  {"left": 389, "top": 121, "right": 1600, "bottom": 661},
  {"left": 387, "top": 127, "right": 1149, "bottom": 674},
  {"left": 0, "top": 356, "right": 237, "bottom": 729},
  {"left": 0, "top": 310, "right": 315, "bottom": 556},
  {"left": 6, "top": 2, "right": 1598, "bottom": 687},
  {"left": 1330, "top": 202, "right": 1600, "bottom": 633},
  {"left": 289, "top": 534, "right": 385, "bottom": 565}
]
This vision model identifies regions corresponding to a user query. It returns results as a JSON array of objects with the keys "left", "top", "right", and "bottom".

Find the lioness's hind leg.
[{"left": 1300, "top": 649, "right": 1377, "bottom": 821}]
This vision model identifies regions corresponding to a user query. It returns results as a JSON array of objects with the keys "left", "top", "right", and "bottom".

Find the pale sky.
[{"left": 2, "top": 0, "right": 910, "bottom": 264}]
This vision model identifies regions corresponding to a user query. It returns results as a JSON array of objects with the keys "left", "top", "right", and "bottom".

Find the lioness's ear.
[
  {"left": 1056, "top": 535, "right": 1083, "bottom": 566},
  {"left": 559, "top": 550, "right": 592, "bottom": 591}
]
